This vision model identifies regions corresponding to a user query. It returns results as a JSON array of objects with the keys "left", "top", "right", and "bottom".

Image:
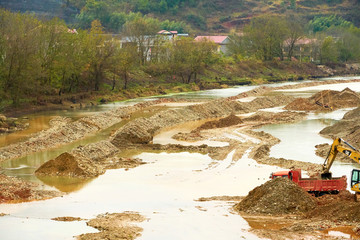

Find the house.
[
  {"left": 283, "top": 38, "right": 317, "bottom": 62},
  {"left": 194, "top": 36, "right": 230, "bottom": 54}
]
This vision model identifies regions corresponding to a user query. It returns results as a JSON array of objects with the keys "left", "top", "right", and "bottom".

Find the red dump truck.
[{"left": 270, "top": 168, "right": 347, "bottom": 196}]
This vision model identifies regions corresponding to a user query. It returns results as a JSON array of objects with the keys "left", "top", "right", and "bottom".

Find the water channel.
[{"left": 0, "top": 76, "right": 360, "bottom": 239}]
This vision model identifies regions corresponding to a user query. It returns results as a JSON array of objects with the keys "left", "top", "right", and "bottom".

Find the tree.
[
  {"left": 308, "top": 15, "right": 354, "bottom": 33},
  {"left": 0, "top": 10, "right": 42, "bottom": 105},
  {"left": 284, "top": 16, "right": 305, "bottom": 60},
  {"left": 86, "top": 20, "right": 117, "bottom": 91},
  {"left": 169, "top": 37, "right": 218, "bottom": 83},
  {"left": 112, "top": 45, "right": 138, "bottom": 89},
  {"left": 320, "top": 36, "right": 338, "bottom": 64},
  {"left": 122, "top": 17, "right": 161, "bottom": 65},
  {"left": 243, "top": 15, "right": 288, "bottom": 61}
]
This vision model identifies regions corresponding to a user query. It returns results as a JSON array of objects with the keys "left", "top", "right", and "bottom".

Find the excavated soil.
[
  {"left": 77, "top": 212, "right": 145, "bottom": 240},
  {"left": 285, "top": 88, "right": 360, "bottom": 111},
  {"left": 35, "top": 141, "right": 144, "bottom": 178},
  {"left": 234, "top": 178, "right": 317, "bottom": 215},
  {"left": 110, "top": 94, "right": 295, "bottom": 147},
  {"left": 195, "top": 114, "right": 243, "bottom": 131},
  {"left": 317, "top": 106, "right": 360, "bottom": 162},
  {"left": 0, "top": 173, "right": 61, "bottom": 203},
  {"left": 0, "top": 98, "right": 175, "bottom": 162}
]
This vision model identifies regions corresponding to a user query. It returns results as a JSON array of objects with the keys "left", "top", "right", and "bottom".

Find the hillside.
[
  {"left": 0, "top": 0, "right": 359, "bottom": 32},
  {"left": 0, "top": 0, "right": 78, "bottom": 23}
]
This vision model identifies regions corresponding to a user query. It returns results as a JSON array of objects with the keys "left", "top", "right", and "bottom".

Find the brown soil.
[
  {"left": 234, "top": 178, "right": 317, "bottom": 215},
  {"left": 317, "top": 106, "right": 360, "bottom": 162},
  {"left": 52, "top": 216, "right": 84, "bottom": 222},
  {"left": 195, "top": 114, "right": 243, "bottom": 131},
  {"left": 35, "top": 141, "right": 144, "bottom": 178},
  {"left": 0, "top": 173, "right": 61, "bottom": 203},
  {"left": 0, "top": 98, "right": 175, "bottom": 162},
  {"left": 77, "top": 212, "right": 145, "bottom": 240},
  {"left": 285, "top": 88, "right": 360, "bottom": 111},
  {"left": 110, "top": 94, "right": 295, "bottom": 147},
  {"left": 196, "top": 196, "right": 244, "bottom": 202}
]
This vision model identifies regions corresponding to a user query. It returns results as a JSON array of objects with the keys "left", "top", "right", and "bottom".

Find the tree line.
[
  {"left": 1, "top": 9, "right": 360, "bottom": 107},
  {"left": 0, "top": 9, "right": 217, "bottom": 105}
]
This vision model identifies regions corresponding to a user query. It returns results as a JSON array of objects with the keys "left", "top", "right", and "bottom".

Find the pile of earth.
[
  {"left": 285, "top": 88, "right": 360, "bottom": 111},
  {"left": 77, "top": 212, "right": 145, "bottom": 240},
  {"left": 111, "top": 94, "right": 295, "bottom": 147},
  {"left": 317, "top": 106, "right": 360, "bottom": 162},
  {"left": 234, "top": 177, "right": 316, "bottom": 215},
  {"left": 242, "top": 111, "right": 307, "bottom": 125},
  {"left": 0, "top": 173, "right": 61, "bottom": 203},
  {"left": 305, "top": 191, "right": 360, "bottom": 223},
  {"left": 35, "top": 141, "right": 143, "bottom": 178},
  {"left": 195, "top": 114, "right": 243, "bottom": 131},
  {"left": 0, "top": 98, "right": 174, "bottom": 162}
]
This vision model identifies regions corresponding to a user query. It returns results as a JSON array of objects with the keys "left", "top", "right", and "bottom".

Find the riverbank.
[
  {"left": 1, "top": 76, "right": 360, "bottom": 239},
  {"left": 2, "top": 62, "right": 359, "bottom": 120}
]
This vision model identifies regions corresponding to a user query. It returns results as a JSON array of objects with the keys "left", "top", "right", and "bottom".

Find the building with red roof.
[{"left": 194, "top": 35, "right": 230, "bottom": 54}]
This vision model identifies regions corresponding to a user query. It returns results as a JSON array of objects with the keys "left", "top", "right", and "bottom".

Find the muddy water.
[
  {"left": 1, "top": 76, "right": 360, "bottom": 239},
  {"left": 0, "top": 148, "right": 281, "bottom": 239},
  {"left": 259, "top": 107, "right": 360, "bottom": 183}
]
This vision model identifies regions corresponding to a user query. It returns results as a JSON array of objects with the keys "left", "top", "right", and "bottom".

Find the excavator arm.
[{"left": 322, "top": 137, "right": 360, "bottom": 179}]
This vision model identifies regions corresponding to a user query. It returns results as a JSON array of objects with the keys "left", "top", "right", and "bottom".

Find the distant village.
[{"left": 100, "top": 29, "right": 317, "bottom": 63}]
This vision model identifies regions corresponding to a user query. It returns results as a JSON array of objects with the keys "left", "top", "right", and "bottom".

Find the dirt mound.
[
  {"left": 77, "top": 212, "right": 145, "bottom": 240},
  {"left": 35, "top": 152, "right": 102, "bottom": 178},
  {"left": 196, "top": 114, "right": 243, "bottom": 131},
  {"left": 0, "top": 173, "right": 61, "bottom": 203},
  {"left": 284, "top": 98, "right": 322, "bottom": 111},
  {"left": 235, "top": 178, "right": 316, "bottom": 215},
  {"left": 243, "top": 111, "right": 307, "bottom": 124},
  {"left": 320, "top": 106, "right": 360, "bottom": 152},
  {"left": 285, "top": 88, "right": 360, "bottom": 111},
  {"left": 111, "top": 95, "right": 295, "bottom": 147},
  {"left": 35, "top": 141, "right": 126, "bottom": 178},
  {"left": 306, "top": 191, "right": 360, "bottom": 223}
]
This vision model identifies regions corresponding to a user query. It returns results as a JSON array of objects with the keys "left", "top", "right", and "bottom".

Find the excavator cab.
[{"left": 351, "top": 169, "right": 360, "bottom": 192}]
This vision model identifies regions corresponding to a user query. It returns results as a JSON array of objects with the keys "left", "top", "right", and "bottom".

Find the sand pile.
[
  {"left": 196, "top": 114, "right": 243, "bottom": 131},
  {"left": 235, "top": 178, "right": 316, "bottom": 215},
  {"left": 305, "top": 191, "right": 360, "bottom": 223},
  {"left": 35, "top": 141, "right": 133, "bottom": 178},
  {"left": 0, "top": 98, "right": 174, "bottom": 162},
  {"left": 0, "top": 173, "right": 61, "bottom": 203},
  {"left": 316, "top": 106, "right": 360, "bottom": 162},
  {"left": 77, "top": 212, "right": 145, "bottom": 240},
  {"left": 111, "top": 95, "right": 295, "bottom": 147},
  {"left": 285, "top": 88, "right": 360, "bottom": 111},
  {"left": 318, "top": 106, "right": 360, "bottom": 160}
]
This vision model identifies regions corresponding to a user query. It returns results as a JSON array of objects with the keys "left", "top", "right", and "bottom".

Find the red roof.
[{"left": 194, "top": 36, "right": 228, "bottom": 44}]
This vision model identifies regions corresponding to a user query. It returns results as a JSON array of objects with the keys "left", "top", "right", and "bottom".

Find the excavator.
[
  {"left": 322, "top": 137, "right": 360, "bottom": 200},
  {"left": 271, "top": 137, "right": 360, "bottom": 199}
]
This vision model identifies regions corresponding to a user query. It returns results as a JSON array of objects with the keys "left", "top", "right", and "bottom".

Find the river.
[{"left": 0, "top": 76, "right": 359, "bottom": 239}]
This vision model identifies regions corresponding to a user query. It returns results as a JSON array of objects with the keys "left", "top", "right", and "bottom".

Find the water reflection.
[{"left": 36, "top": 176, "right": 94, "bottom": 193}]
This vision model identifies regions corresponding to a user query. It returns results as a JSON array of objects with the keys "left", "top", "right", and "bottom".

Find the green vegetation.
[{"left": 1, "top": 9, "right": 360, "bottom": 111}]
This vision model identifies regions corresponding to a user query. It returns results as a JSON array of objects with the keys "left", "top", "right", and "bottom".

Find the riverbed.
[{"left": 0, "top": 76, "right": 359, "bottom": 239}]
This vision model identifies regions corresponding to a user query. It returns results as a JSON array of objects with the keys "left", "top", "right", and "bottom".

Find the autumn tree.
[
  {"left": 169, "top": 37, "right": 218, "bottom": 83},
  {"left": 86, "top": 20, "right": 117, "bottom": 91},
  {"left": 122, "top": 17, "right": 161, "bottom": 65},
  {"left": 243, "top": 15, "right": 288, "bottom": 61}
]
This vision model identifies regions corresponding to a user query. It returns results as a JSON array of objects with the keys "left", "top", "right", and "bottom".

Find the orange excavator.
[{"left": 271, "top": 138, "right": 360, "bottom": 199}]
